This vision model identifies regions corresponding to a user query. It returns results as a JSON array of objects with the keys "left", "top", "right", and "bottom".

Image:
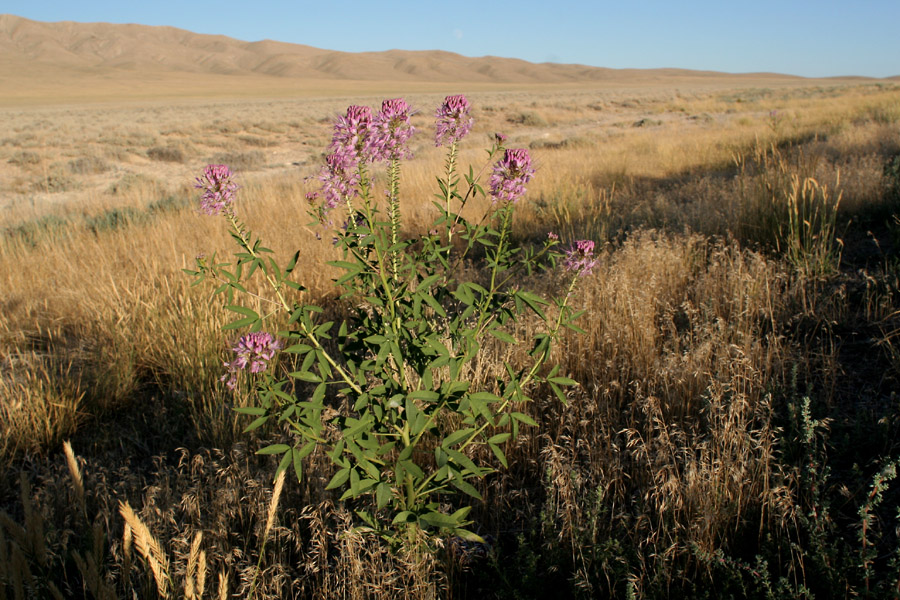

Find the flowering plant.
[{"left": 187, "top": 96, "right": 593, "bottom": 545}]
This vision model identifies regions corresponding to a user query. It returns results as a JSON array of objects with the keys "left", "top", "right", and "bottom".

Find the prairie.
[{"left": 2, "top": 79, "right": 900, "bottom": 599}]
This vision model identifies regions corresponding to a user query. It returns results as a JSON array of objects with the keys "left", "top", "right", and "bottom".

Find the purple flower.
[
  {"left": 494, "top": 132, "right": 508, "bottom": 146},
  {"left": 562, "top": 240, "right": 598, "bottom": 277},
  {"left": 489, "top": 148, "right": 535, "bottom": 204},
  {"left": 195, "top": 164, "right": 238, "bottom": 216},
  {"left": 331, "top": 105, "right": 375, "bottom": 160},
  {"left": 221, "top": 331, "right": 282, "bottom": 390},
  {"left": 547, "top": 232, "right": 559, "bottom": 241},
  {"left": 318, "top": 151, "right": 360, "bottom": 212},
  {"left": 435, "top": 94, "right": 474, "bottom": 147},
  {"left": 370, "top": 98, "right": 415, "bottom": 161}
]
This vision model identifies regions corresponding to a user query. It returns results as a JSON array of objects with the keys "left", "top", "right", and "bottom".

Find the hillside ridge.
[{"left": 0, "top": 13, "right": 813, "bottom": 84}]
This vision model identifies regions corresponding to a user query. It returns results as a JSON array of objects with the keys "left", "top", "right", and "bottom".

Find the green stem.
[
  {"left": 444, "top": 142, "right": 459, "bottom": 248},
  {"left": 459, "top": 275, "right": 579, "bottom": 455},
  {"left": 471, "top": 203, "right": 513, "bottom": 337},
  {"left": 226, "top": 212, "right": 363, "bottom": 396},
  {"left": 387, "top": 156, "right": 401, "bottom": 279}
]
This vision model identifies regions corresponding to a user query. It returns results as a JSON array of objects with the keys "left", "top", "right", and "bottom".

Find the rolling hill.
[{"left": 0, "top": 14, "right": 879, "bottom": 104}]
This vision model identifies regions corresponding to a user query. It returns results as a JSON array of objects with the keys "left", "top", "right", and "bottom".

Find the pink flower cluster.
[
  {"left": 315, "top": 99, "right": 416, "bottom": 215},
  {"left": 489, "top": 148, "right": 535, "bottom": 204},
  {"left": 369, "top": 98, "right": 415, "bottom": 161},
  {"left": 435, "top": 94, "right": 474, "bottom": 147},
  {"left": 221, "top": 331, "right": 282, "bottom": 389},
  {"left": 318, "top": 152, "right": 361, "bottom": 211},
  {"left": 331, "top": 105, "right": 375, "bottom": 160},
  {"left": 562, "top": 240, "right": 598, "bottom": 276},
  {"left": 195, "top": 164, "right": 238, "bottom": 216}
]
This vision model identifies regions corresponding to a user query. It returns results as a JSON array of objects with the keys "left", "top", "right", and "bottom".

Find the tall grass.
[{"left": 1, "top": 83, "right": 899, "bottom": 598}]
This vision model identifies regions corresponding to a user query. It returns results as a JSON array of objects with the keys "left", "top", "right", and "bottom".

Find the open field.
[{"left": 2, "top": 78, "right": 900, "bottom": 599}]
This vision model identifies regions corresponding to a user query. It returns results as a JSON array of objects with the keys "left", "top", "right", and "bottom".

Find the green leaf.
[
  {"left": 398, "top": 445, "right": 413, "bottom": 462},
  {"left": 549, "top": 376, "right": 579, "bottom": 386},
  {"left": 355, "top": 509, "right": 376, "bottom": 529},
  {"left": 549, "top": 382, "right": 567, "bottom": 403},
  {"left": 292, "top": 445, "right": 304, "bottom": 481},
  {"left": 512, "top": 412, "right": 538, "bottom": 427},
  {"left": 296, "top": 440, "right": 316, "bottom": 460},
  {"left": 450, "top": 476, "right": 483, "bottom": 500},
  {"left": 257, "top": 444, "right": 291, "bottom": 455},
  {"left": 311, "top": 383, "right": 327, "bottom": 405},
  {"left": 242, "top": 416, "right": 269, "bottom": 433},
  {"left": 470, "top": 391, "right": 501, "bottom": 403},
  {"left": 452, "top": 528, "right": 485, "bottom": 543},
  {"left": 564, "top": 321, "right": 587, "bottom": 335},
  {"left": 224, "top": 305, "right": 260, "bottom": 319},
  {"left": 488, "top": 433, "right": 511, "bottom": 445},
  {"left": 341, "top": 476, "right": 377, "bottom": 500},
  {"left": 222, "top": 316, "right": 256, "bottom": 330},
  {"left": 421, "top": 293, "right": 448, "bottom": 318},
  {"left": 409, "top": 390, "right": 439, "bottom": 402},
  {"left": 487, "top": 328, "right": 517, "bottom": 344},
  {"left": 276, "top": 451, "right": 292, "bottom": 477},
  {"left": 392, "top": 511, "right": 416, "bottom": 525},
  {"left": 441, "top": 428, "right": 475, "bottom": 449},
  {"left": 414, "top": 273, "right": 441, "bottom": 292},
  {"left": 398, "top": 459, "right": 424, "bottom": 480},
  {"left": 343, "top": 416, "right": 373, "bottom": 438},
  {"left": 434, "top": 446, "right": 449, "bottom": 467},
  {"left": 285, "top": 250, "right": 301, "bottom": 274},
  {"left": 489, "top": 442, "right": 508, "bottom": 468},
  {"left": 453, "top": 284, "right": 476, "bottom": 306},
  {"left": 446, "top": 449, "right": 481, "bottom": 476},
  {"left": 284, "top": 343, "right": 313, "bottom": 355},
  {"left": 328, "top": 260, "right": 364, "bottom": 273},
  {"left": 325, "top": 467, "right": 350, "bottom": 490},
  {"left": 272, "top": 389, "right": 294, "bottom": 403},
  {"left": 234, "top": 406, "right": 266, "bottom": 416},
  {"left": 425, "top": 336, "right": 451, "bottom": 357},
  {"left": 468, "top": 395, "right": 495, "bottom": 423},
  {"left": 289, "top": 370, "right": 321, "bottom": 383},
  {"left": 517, "top": 291, "right": 548, "bottom": 320},
  {"left": 419, "top": 511, "right": 463, "bottom": 530},
  {"left": 376, "top": 482, "right": 392, "bottom": 509}
]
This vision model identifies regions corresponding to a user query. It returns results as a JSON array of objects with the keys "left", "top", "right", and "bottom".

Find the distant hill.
[
  {"left": 0, "top": 14, "right": 884, "bottom": 104},
  {"left": 0, "top": 14, "right": 806, "bottom": 84}
]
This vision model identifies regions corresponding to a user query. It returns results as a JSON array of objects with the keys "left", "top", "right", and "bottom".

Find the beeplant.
[{"left": 186, "top": 96, "right": 594, "bottom": 544}]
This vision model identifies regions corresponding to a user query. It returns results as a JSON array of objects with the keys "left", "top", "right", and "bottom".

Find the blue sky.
[{"left": 6, "top": 1, "right": 899, "bottom": 78}]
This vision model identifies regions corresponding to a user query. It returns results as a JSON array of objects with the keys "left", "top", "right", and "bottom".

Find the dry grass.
[{"left": 0, "top": 82, "right": 899, "bottom": 598}]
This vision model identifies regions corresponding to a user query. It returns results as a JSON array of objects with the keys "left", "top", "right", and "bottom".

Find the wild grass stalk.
[{"left": 0, "top": 82, "right": 899, "bottom": 598}]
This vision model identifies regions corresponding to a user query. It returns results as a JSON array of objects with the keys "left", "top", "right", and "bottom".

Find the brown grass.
[{"left": 0, "top": 81, "right": 899, "bottom": 598}]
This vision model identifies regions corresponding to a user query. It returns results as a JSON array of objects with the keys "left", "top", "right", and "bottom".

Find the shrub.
[
  {"left": 209, "top": 150, "right": 266, "bottom": 171},
  {"left": 85, "top": 207, "right": 146, "bottom": 234},
  {"left": 67, "top": 155, "right": 110, "bottom": 175},
  {"left": 7, "top": 150, "right": 41, "bottom": 166},
  {"left": 31, "top": 167, "right": 76, "bottom": 193},
  {"left": 187, "top": 97, "right": 592, "bottom": 547},
  {"left": 147, "top": 145, "right": 186, "bottom": 163},
  {"left": 507, "top": 111, "right": 548, "bottom": 127}
]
